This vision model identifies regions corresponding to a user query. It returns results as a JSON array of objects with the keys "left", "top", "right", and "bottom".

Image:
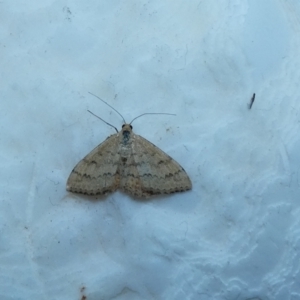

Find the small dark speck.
[{"left": 248, "top": 93, "right": 255, "bottom": 109}]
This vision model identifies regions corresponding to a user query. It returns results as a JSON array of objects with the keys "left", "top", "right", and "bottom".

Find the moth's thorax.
[{"left": 118, "top": 123, "right": 134, "bottom": 157}]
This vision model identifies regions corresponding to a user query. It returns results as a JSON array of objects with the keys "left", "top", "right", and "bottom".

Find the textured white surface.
[{"left": 1, "top": 1, "right": 300, "bottom": 299}]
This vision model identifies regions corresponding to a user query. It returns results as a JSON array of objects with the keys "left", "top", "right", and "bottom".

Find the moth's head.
[{"left": 121, "top": 124, "right": 133, "bottom": 134}]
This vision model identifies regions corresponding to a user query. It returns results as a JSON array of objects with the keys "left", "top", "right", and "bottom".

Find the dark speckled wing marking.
[{"left": 67, "top": 124, "right": 192, "bottom": 198}]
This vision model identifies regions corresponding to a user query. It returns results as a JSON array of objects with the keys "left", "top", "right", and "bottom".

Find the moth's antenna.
[
  {"left": 88, "top": 92, "right": 126, "bottom": 124},
  {"left": 87, "top": 110, "right": 118, "bottom": 133},
  {"left": 130, "top": 113, "right": 176, "bottom": 125}
]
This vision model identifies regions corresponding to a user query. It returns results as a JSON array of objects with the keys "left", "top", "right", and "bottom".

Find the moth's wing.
[
  {"left": 120, "top": 134, "right": 192, "bottom": 198},
  {"left": 67, "top": 134, "right": 120, "bottom": 195}
]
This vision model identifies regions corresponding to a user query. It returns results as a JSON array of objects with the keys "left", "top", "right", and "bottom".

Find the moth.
[{"left": 66, "top": 94, "right": 192, "bottom": 198}]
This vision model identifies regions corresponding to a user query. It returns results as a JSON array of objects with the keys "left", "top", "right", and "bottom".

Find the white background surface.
[{"left": 1, "top": 1, "right": 300, "bottom": 299}]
